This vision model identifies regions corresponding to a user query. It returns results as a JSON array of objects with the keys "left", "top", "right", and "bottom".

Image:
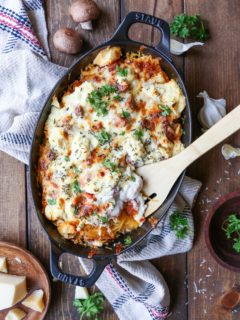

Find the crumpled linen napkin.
[{"left": 0, "top": 2, "right": 202, "bottom": 320}]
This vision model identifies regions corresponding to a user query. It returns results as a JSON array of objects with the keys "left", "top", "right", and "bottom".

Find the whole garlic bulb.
[
  {"left": 221, "top": 144, "right": 240, "bottom": 160},
  {"left": 197, "top": 91, "right": 226, "bottom": 130}
]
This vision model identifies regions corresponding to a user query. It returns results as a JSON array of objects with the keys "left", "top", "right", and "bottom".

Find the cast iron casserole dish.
[{"left": 30, "top": 12, "right": 192, "bottom": 287}]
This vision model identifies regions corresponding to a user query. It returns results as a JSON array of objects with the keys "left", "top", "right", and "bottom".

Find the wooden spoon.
[{"left": 137, "top": 105, "right": 240, "bottom": 217}]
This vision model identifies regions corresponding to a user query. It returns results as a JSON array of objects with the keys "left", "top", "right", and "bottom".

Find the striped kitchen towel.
[
  {"left": 0, "top": 0, "right": 66, "bottom": 163},
  {"left": 0, "top": 1, "right": 202, "bottom": 320}
]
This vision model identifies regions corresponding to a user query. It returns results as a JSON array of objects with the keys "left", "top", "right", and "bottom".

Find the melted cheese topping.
[{"left": 38, "top": 46, "right": 186, "bottom": 247}]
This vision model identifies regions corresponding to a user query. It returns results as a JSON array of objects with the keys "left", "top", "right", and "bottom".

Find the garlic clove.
[
  {"left": 221, "top": 144, "right": 240, "bottom": 160},
  {"left": 197, "top": 91, "right": 226, "bottom": 129},
  {"left": 170, "top": 39, "right": 204, "bottom": 55}
]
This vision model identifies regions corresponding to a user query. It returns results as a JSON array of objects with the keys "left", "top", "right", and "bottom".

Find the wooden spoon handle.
[{"left": 177, "top": 105, "right": 240, "bottom": 167}]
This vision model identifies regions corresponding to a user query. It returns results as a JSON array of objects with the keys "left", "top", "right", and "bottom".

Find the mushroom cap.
[
  {"left": 53, "top": 28, "right": 83, "bottom": 54},
  {"left": 69, "top": 0, "right": 100, "bottom": 23}
]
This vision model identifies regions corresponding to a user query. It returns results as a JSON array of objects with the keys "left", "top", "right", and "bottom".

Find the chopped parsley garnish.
[
  {"left": 170, "top": 210, "right": 190, "bottom": 239},
  {"left": 64, "top": 156, "right": 70, "bottom": 161},
  {"left": 103, "top": 159, "right": 119, "bottom": 172},
  {"left": 134, "top": 129, "right": 144, "bottom": 140},
  {"left": 113, "top": 94, "right": 124, "bottom": 101},
  {"left": 159, "top": 105, "right": 172, "bottom": 116},
  {"left": 98, "top": 216, "right": 108, "bottom": 224},
  {"left": 88, "top": 85, "right": 118, "bottom": 116},
  {"left": 96, "top": 130, "right": 111, "bottom": 145},
  {"left": 73, "top": 206, "right": 78, "bottom": 215},
  {"left": 72, "top": 180, "right": 82, "bottom": 194},
  {"left": 116, "top": 65, "right": 128, "bottom": 77},
  {"left": 47, "top": 199, "right": 56, "bottom": 205},
  {"left": 131, "top": 175, "right": 136, "bottom": 182},
  {"left": 120, "top": 131, "right": 126, "bottom": 136},
  {"left": 121, "top": 110, "right": 130, "bottom": 118},
  {"left": 222, "top": 214, "right": 240, "bottom": 253},
  {"left": 124, "top": 235, "right": 132, "bottom": 245}
]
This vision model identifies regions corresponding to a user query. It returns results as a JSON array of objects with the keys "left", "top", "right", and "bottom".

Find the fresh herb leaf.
[
  {"left": 88, "top": 85, "right": 118, "bottom": 116},
  {"left": 170, "top": 14, "right": 208, "bottom": 40},
  {"left": 121, "top": 110, "right": 130, "bottom": 118},
  {"left": 64, "top": 156, "right": 70, "bottom": 161},
  {"left": 113, "top": 94, "right": 124, "bottom": 101},
  {"left": 120, "top": 131, "right": 126, "bottom": 136},
  {"left": 96, "top": 130, "right": 111, "bottom": 145},
  {"left": 98, "top": 215, "right": 108, "bottom": 224},
  {"left": 222, "top": 213, "right": 240, "bottom": 253},
  {"left": 131, "top": 175, "right": 136, "bottom": 182},
  {"left": 116, "top": 65, "right": 128, "bottom": 77},
  {"left": 134, "top": 129, "right": 144, "bottom": 140},
  {"left": 72, "top": 180, "right": 82, "bottom": 194},
  {"left": 170, "top": 210, "right": 190, "bottom": 239},
  {"left": 124, "top": 235, "right": 132, "bottom": 245},
  {"left": 233, "top": 238, "right": 240, "bottom": 253},
  {"left": 73, "top": 292, "right": 104, "bottom": 320},
  {"left": 103, "top": 159, "right": 119, "bottom": 173},
  {"left": 73, "top": 205, "right": 78, "bottom": 215},
  {"left": 159, "top": 105, "right": 171, "bottom": 116},
  {"left": 47, "top": 199, "right": 56, "bottom": 205}
]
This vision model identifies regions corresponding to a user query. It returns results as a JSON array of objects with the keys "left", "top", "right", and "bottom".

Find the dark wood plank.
[
  {"left": 0, "top": 152, "right": 26, "bottom": 247},
  {"left": 123, "top": 1, "right": 187, "bottom": 319},
  {"left": 26, "top": 1, "right": 120, "bottom": 319},
  {"left": 185, "top": 1, "right": 240, "bottom": 319}
]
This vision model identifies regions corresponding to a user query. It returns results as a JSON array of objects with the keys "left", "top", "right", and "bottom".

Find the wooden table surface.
[{"left": 1, "top": 0, "right": 240, "bottom": 319}]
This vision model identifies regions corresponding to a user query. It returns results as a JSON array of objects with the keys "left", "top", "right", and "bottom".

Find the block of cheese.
[
  {"left": 0, "top": 274, "right": 27, "bottom": 310},
  {"left": 75, "top": 286, "right": 89, "bottom": 300},
  {"left": 22, "top": 289, "right": 45, "bottom": 312},
  {"left": 5, "top": 307, "right": 26, "bottom": 320},
  {"left": 0, "top": 256, "right": 8, "bottom": 273}
]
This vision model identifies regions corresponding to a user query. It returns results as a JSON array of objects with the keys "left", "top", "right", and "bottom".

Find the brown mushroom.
[
  {"left": 53, "top": 28, "right": 83, "bottom": 54},
  {"left": 69, "top": 0, "right": 100, "bottom": 30}
]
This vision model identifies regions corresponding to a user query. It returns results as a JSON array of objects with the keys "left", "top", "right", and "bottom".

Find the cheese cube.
[
  {"left": 5, "top": 307, "right": 26, "bottom": 320},
  {"left": 0, "top": 256, "right": 8, "bottom": 273},
  {"left": 75, "top": 286, "right": 89, "bottom": 300},
  {"left": 0, "top": 274, "right": 27, "bottom": 310},
  {"left": 22, "top": 289, "right": 45, "bottom": 312}
]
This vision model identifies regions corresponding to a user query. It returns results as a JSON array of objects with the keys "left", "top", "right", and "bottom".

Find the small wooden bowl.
[
  {"left": 0, "top": 242, "right": 51, "bottom": 319},
  {"left": 205, "top": 191, "right": 240, "bottom": 272}
]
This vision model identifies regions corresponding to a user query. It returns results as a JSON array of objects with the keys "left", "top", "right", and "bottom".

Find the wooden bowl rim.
[
  {"left": 0, "top": 241, "right": 51, "bottom": 319},
  {"left": 204, "top": 190, "right": 240, "bottom": 272}
]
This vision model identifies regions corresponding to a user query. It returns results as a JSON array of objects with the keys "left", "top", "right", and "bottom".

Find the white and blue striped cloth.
[{"left": 0, "top": 1, "right": 202, "bottom": 319}]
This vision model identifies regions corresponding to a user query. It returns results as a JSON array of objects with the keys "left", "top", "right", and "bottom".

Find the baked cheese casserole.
[{"left": 38, "top": 46, "right": 186, "bottom": 247}]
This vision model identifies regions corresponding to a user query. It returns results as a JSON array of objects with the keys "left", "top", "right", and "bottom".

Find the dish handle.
[
  {"left": 50, "top": 242, "right": 110, "bottom": 287},
  {"left": 110, "top": 11, "right": 171, "bottom": 60}
]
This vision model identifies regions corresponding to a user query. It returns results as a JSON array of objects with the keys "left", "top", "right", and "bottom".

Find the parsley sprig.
[
  {"left": 73, "top": 292, "right": 104, "bottom": 320},
  {"left": 103, "top": 159, "right": 119, "bottom": 173},
  {"left": 121, "top": 110, "right": 130, "bottom": 118},
  {"left": 159, "top": 105, "right": 171, "bottom": 117},
  {"left": 134, "top": 129, "right": 144, "bottom": 140},
  {"left": 96, "top": 130, "right": 111, "bottom": 145},
  {"left": 222, "top": 214, "right": 240, "bottom": 253},
  {"left": 124, "top": 235, "right": 132, "bottom": 245},
  {"left": 170, "top": 210, "right": 190, "bottom": 239},
  {"left": 116, "top": 65, "right": 128, "bottom": 77},
  {"left": 88, "top": 85, "right": 118, "bottom": 116},
  {"left": 170, "top": 14, "right": 208, "bottom": 40},
  {"left": 72, "top": 180, "right": 82, "bottom": 194},
  {"left": 47, "top": 199, "right": 56, "bottom": 205}
]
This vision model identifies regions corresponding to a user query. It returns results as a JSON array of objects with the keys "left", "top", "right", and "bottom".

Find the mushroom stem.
[{"left": 80, "top": 20, "right": 93, "bottom": 30}]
